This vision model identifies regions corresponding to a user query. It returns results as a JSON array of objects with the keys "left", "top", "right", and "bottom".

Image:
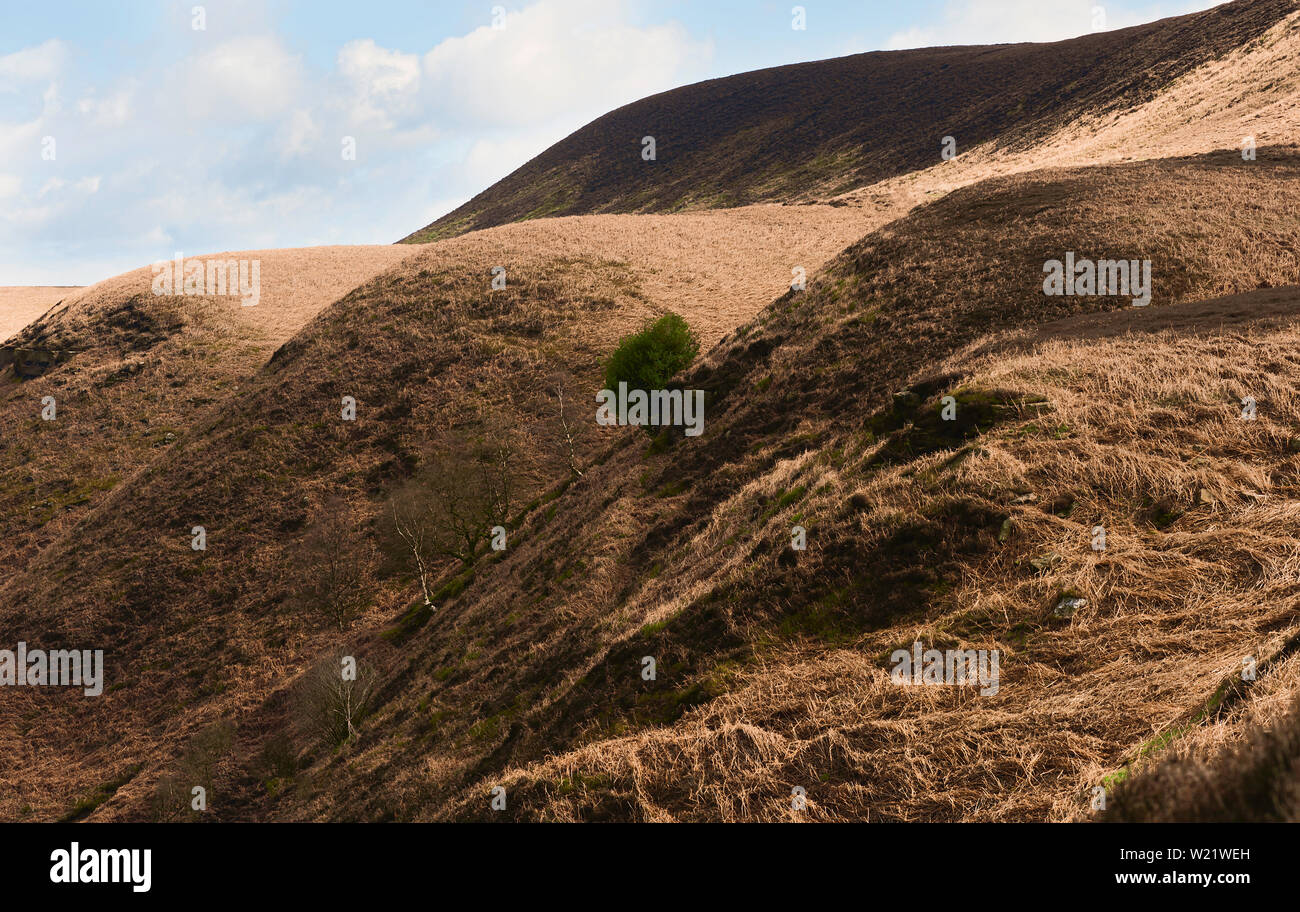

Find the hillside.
[
  {"left": 0, "top": 206, "right": 874, "bottom": 821},
  {"left": 402, "top": 0, "right": 1295, "bottom": 242},
  {"left": 0, "top": 287, "right": 81, "bottom": 342},
  {"left": 4, "top": 0, "right": 1300, "bottom": 824},
  {"left": 260, "top": 151, "right": 1300, "bottom": 821},
  {"left": 0, "top": 246, "right": 424, "bottom": 593}
]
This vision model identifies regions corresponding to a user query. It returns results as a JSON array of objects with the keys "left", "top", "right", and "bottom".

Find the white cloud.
[
  {"left": 886, "top": 0, "right": 1224, "bottom": 48},
  {"left": 179, "top": 36, "right": 304, "bottom": 120},
  {"left": 0, "top": 83, "right": 59, "bottom": 172},
  {"left": 0, "top": 119, "right": 39, "bottom": 172},
  {"left": 279, "top": 109, "right": 322, "bottom": 160},
  {"left": 76, "top": 87, "right": 134, "bottom": 128},
  {"left": 40, "top": 82, "right": 62, "bottom": 116},
  {"left": 142, "top": 225, "right": 173, "bottom": 246},
  {"left": 338, "top": 39, "right": 421, "bottom": 129},
  {"left": 1, "top": 0, "right": 713, "bottom": 283},
  {"left": 420, "top": 0, "right": 713, "bottom": 127},
  {"left": 37, "top": 176, "right": 99, "bottom": 198},
  {"left": 0, "top": 39, "right": 67, "bottom": 87}
]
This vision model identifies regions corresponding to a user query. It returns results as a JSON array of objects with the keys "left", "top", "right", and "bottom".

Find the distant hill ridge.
[{"left": 403, "top": 0, "right": 1295, "bottom": 243}]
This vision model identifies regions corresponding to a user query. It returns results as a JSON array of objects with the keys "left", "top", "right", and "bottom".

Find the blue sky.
[{"left": 0, "top": 0, "right": 1220, "bottom": 284}]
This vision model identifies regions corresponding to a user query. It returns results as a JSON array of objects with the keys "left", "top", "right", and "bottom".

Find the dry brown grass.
[
  {"left": 835, "top": 9, "right": 1300, "bottom": 223},
  {"left": 0, "top": 205, "right": 870, "bottom": 602},
  {"left": 245, "top": 154, "right": 1300, "bottom": 823},
  {"left": 431, "top": 286, "right": 1300, "bottom": 822},
  {"left": 0, "top": 199, "right": 876, "bottom": 821},
  {"left": 0, "top": 287, "right": 80, "bottom": 342},
  {"left": 413, "top": 204, "right": 881, "bottom": 348},
  {"left": 41, "top": 245, "right": 425, "bottom": 356},
  {"left": 6, "top": 8, "right": 1300, "bottom": 823}
]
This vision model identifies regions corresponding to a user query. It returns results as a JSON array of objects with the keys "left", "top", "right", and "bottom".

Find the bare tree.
[
  {"left": 428, "top": 432, "right": 515, "bottom": 564},
  {"left": 388, "top": 428, "right": 517, "bottom": 586},
  {"left": 150, "top": 774, "right": 189, "bottom": 823},
  {"left": 301, "top": 498, "right": 375, "bottom": 631},
  {"left": 298, "top": 652, "right": 377, "bottom": 746},
  {"left": 553, "top": 382, "right": 585, "bottom": 479},
  {"left": 391, "top": 483, "right": 439, "bottom": 605}
]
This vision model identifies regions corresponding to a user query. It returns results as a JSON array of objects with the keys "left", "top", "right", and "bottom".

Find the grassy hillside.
[
  {"left": 0, "top": 206, "right": 872, "bottom": 821},
  {"left": 0, "top": 248, "right": 420, "bottom": 600},
  {"left": 402, "top": 0, "right": 1294, "bottom": 243},
  {"left": 233, "top": 151, "right": 1300, "bottom": 822},
  {"left": 0, "top": 288, "right": 81, "bottom": 342},
  {"left": 5, "top": 1, "right": 1300, "bottom": 824}
]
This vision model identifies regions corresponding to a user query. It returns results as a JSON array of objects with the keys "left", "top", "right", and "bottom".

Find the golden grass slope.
[
  {"left": 35, "top": 245, "right": 425, "bottom": 359},
  {"left": 391, "top": 203, "right": 880, "bottom": 348},
  {"left": 0, "top": 287, "right": 81, "bottom": 342},
  {"left": 0, "top": 203, "right": 878, "bottom": 822},
  {"left": 1025, "top": 6, "right": 1300, "bottom": 168},
  {"left": 7, "top": 7, "right": 1300, "bottom": 822},
  {"left": 0, "top": 205, "right": 871, "bottom": 595},
  {"left": 248, "top": 152, "right": 1300, "bottom": 823},
  {"left": 0, "top": 246, "right": 424, "bottom": 591},
  {"left": 433, "top": 289, "right": 1300, "bottom": 822}
]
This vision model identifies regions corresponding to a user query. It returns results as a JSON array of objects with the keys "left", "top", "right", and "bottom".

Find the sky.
[{"left": 0, "top": 0, "right": 1223, "bottom": 284}]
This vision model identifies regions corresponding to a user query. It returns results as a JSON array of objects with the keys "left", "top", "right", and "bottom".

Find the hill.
[
  {"left": 402, "top": 0, "right": 1296, "bottom": 243},
  {"left": 0, "top": 287, "right": 81, "bottom": 342},
  {"left": 0, "top": 206, "right": 873, "bottom": 820},
  {"left": 312, "top": 151, "right": 1300, "bottom": 821},
  {"left": 4, "top": 0, "right": 1300, "bottom": 824},
  {"left": 152, "top": 151, "right": 1300, "bottom": 822}
]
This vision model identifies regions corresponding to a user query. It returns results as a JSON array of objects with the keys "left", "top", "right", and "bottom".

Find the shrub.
[
  {"left": 300, "top": 497, "right": 376, "bottom": 631},
  {"left": 603, "top": 312, "right": 699, "bottom": 394},
  {"left": 149, "top": 722, "right": 234, "bottom": 821},
  {"left": 258, "top": 732, "right": 299, "bottom": 781}
]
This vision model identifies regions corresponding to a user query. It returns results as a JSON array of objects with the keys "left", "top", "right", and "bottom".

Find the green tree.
[{"left": 603, "top": 312, "right": 699, "bottom": 394}]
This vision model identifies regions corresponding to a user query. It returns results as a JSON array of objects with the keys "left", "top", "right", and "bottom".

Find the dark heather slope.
[{"left": 402, "top": 0, "right": 1293, "bottom": 242}]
